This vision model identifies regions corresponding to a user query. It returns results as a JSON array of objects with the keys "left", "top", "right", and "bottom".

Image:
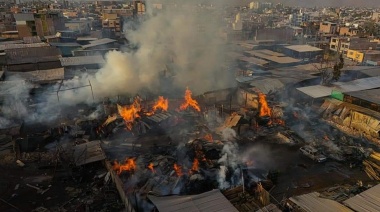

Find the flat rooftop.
[
  {"left": 284, "top": 45, "right": 323, "bottom": 52},
  {"left": 344, "top": 89, "right": 380, "bottom": 105},
  {"left": 245, "top": 50, "right": 301, "bottom": 64}
]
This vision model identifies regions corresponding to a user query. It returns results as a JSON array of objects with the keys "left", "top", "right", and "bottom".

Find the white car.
[{"left": 300, "top": 146, "right": 327, "bottom": 163}]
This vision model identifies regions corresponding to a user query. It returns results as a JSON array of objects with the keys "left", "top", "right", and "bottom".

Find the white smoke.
[
  {"left": 222, "top": 128, "right": 237, "bottom": 142},
  {"left": 217, "top": 165, "right": 230, "bottom": 189},
  {"left": 50, "top": 1, "right": 234, "bottom": 105},
  {"left": 217, "top": 128, "right": 240, "bottom": 189}
]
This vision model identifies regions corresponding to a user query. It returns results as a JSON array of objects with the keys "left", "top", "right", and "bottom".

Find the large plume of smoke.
[{"left": 50, "top": 1, "right": 234, "bottom": 106}]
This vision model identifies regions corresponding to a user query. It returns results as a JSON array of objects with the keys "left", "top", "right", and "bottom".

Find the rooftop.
[
  {"left": 284, "top": 45, "right": 323, "bottom": 52},
  {"left": 238, "top": 56, "right": 269, "bottom": 66},
  {"left": 289, "top": 192, "right": 352, "bottom": 212},
  {"left": 0, "top": 43, "right": 50, "bottom": 51},
  {"left": 59, "top": 55, "right": 105, "bottom": 66},
  {"left": 343, "top": 183, "right": 380, "bottom": 212},
  {"left": 297, "top": 76, "right": 380, "bottom": 99},
  {"left": 6, "top": 68, "right": 64, "bottom": 83},
  {"left": 245, "top": 50, "right": 301, "bottom": 64},
  {"left": 148, "top": 189, "right": 238, "bottom": 212},
  {"left": 344, "top": 88, "right": 380, "bottom": 105},
  {"left": 82, "top": 38, "right": 117, "bottom": 49}
]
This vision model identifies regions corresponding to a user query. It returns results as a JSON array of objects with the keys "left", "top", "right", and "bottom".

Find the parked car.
[{"left": 300, "top": 146, "right": 327, "bottom": 163}]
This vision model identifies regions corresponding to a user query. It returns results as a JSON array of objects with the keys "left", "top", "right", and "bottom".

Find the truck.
[{"left": 300, "top": 145, "right": 327, "bottom": 163}]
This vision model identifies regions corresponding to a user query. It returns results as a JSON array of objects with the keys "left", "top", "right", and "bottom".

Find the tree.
[
  {"left": 313, "top": 52, "right": 344, "bottom": 86},
  {"left": 332, "top": 54, "right": 344, "bottom": 81}
]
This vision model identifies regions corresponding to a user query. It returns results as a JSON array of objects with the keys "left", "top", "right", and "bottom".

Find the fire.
[
  {"left": 191, "top": 158, "right": 199, "bottom": 173},
  {"left": 112, "top": 158, "right": 136, "bottom": 175},
  {"left": 258, "top": 93, "right": 271, "bottom": 117},
  {"left": 117, "top": 98, "right": 141, "bottom": 130},
  {"left": 173, "top": 163, "right": 183, "bottom": 176},
  {"left": 180, "top": 88, "right": 201, "bottom": 112},
  {"left": 152, "top": 96, "right": 169, "bottom": 112},
  {"left": 204, "top": 133, "right": 213, "bottom": 142},
  {"left": 148, "top": 163, "right": 155, "bottom": 173}
]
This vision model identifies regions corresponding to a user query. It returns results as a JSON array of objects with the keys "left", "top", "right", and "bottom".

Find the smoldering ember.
[{"left": 1, "top": 1, "right": 380, "bottom": 212}]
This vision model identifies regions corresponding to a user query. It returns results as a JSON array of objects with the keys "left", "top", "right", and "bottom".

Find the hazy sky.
[{"left": 259, "top": 0, "right": 379, "bottom": 7}]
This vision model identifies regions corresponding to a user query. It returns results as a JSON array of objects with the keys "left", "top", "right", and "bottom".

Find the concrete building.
[
  {"left": 347, "top": 49, "right": 380, "bottom": 63},
  {"left": 14, "top": 12, "right": 65, "bottom": 38},
  {"left": 330, "top": 37, "right": 378, "bottom": 55},
  {"left": 289, "top": 10, "right": 310, "bottom": 26},
  {"left": 65, "top": 19, "right": 92, "bottom": 35},
  {"left": 319, "top": 22, "right": 338, "bottom": 34},
  {"left": 339, "top": 26, "right": 358, "bottom": 36},
  {"left": 283, "top": 45, "right": 323, "bottom": 60}
]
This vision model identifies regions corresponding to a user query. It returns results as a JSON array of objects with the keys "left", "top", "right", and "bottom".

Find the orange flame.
[
  {"left": 112, "top": 158, "right": 136, "bottom": 175},
  {"left": 258, "top": 93, "right": 271, "bottom": 117},
  {"left": 204, "top": 134, "right": 213, "bottom": 142},
  {"left": 152, "top": 96, "right": 169, "bottom": 112},
  {"left": 117, "top": 99, "right": 141, "bottom": 130},
  {"left": 148, "top": 163, "right": 155, "bottom": 173},
  {"left": 180, "top": 88, "right": 201, "bottom": 112},
  {"left": 191, "top": 158, "right": 199, "bottom": 173},
  {"left": 173, "top": 163, "right": 183, "bottom": 176}
]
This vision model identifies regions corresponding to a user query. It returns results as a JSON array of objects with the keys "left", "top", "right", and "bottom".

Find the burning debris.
[{"left": 180, "top": 87, "right": 201, "bottom": 112}]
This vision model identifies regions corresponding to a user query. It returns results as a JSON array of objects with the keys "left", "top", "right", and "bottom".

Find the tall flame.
[
  {"left": 148, "top": 163, "right": 155, "bottom": 173},
  {"left": 191, "top": 158, "right": 199, "bottom": 172},
  {"left": 152, "top": 96, "right": 169, "bottom": 112},
  {"left": 173, "top": 163, "right": 183, "bottom": 176},
  {"left": 180, "top": 88, "right": 201, "bottom": 112},
  {"left": 117, "top": 99, "right": 141, "bottom": 130},
  {"left": 258, "top": 93, "right": 271, "bottom": 117},
  {"left": 112, "top": 158, "right": 136, "bottom": 175}
]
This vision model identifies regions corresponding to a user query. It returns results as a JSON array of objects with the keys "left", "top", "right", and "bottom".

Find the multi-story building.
[
  {"left": 339, "top": 26, "right": 359, "bottom": 36},
  {"left": 330, "top": 37, "right": 378, "bottom": 56},
  {"left": 347, "top": 49, "right": 380, "bottom": 63},
  {"left": 289, "top": 10, "right": 310, "bottom": 26},
  {"left": 14, "top": 12, "right": 65, "bottom": 38},
  {"left": 65, "top": 19, "right": 92, "bottom": 35},
  {"left": 319, "top": 21, "right": 338, "bottom": 34},
  {"left": 249, "top": 2, "right": 272, "bottom": 10}
]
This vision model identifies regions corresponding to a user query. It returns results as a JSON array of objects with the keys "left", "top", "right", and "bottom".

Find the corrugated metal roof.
[
  {"left": 82, "top": 38, "right": 117, "bottom": 49},
  {"left": 5, "top": 46, "right": 61, "bottom": 65},
  {"left": 284, "top": 45, "right": 323, "bottom": 52},
  {"left": 73, "top": 141, "right": 106, "bottom": 166},
  {"left": 245, "top": 50, "right": 300, "bottom": 64},
  {"left": 343, "top": 184, "right": 380, "bottom": 212},
  {"left": 59, "top": 55, "right": 105, "bottom": 66},
  {"left": 250, "top": 78, "right": 284, "bottom": 94},
  {"left": 6, "top": 68, "right": 64, "bottom": 83},
  {"left": 238, "top": 56, "right": 269, "bottom": 66},
  {"left": 297, "top": 76, "right": 380, "bottom": 98},
  {"left": 148, "top": 189, "right": 238, "bottom": 212},
  {"left": 344, "top": 89, "right": 380, "bottom": 105},
  {"left": 23, "top": 36, "right": 42, "bottom": 44},
  {"left": 0, "top": 43, "right": 50, "bottom": 51},
  {"left": 289, "top": 192, "right": 353, "bottom": 212}
]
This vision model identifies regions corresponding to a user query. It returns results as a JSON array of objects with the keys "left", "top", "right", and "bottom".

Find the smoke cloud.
[{"left": 93, "top": 1, "right": 232, "bottom": 96}]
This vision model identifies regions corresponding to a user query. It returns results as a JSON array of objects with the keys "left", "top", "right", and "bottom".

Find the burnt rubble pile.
[{"left": 110, "top": 137, "right": 240, "bottom": 209}]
